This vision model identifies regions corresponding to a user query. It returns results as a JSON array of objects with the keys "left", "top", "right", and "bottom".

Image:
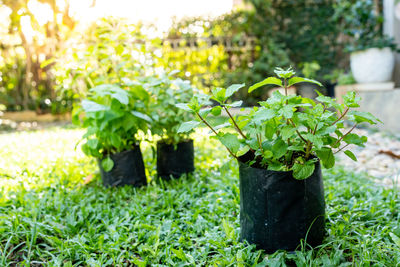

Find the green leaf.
[
  {"left": 253, "top": 108, "right": 276, "bottom": 123},
  {"left": 81, "top": 100, "right": 108, "bottom": 113},
  {"left": 316, "top": 147, "right": 335, "bottom": 168},
  {"left": 216, "top": 133, "right": 241, "bottom": 154},
  {"left": 272, "top": 139, "right": 288, "bottom": 158},
  {"left": 171, "top": 248, "right": 187, "bottom": 261},
  {"left": 101, "top": 157, "right": 114, "bottom": 172},
  {"left": 292, "top": 161, "right": 315, "bottom": 180},
  {"left": 211, "top": 87, "right": 227, "bottom": 103},
  {"left": 348, "top": 111, "right": 381, "bottom": 124},
  {"left": 131, "top": 111, "right": 152, "bottom": 123},
  {"left": 211, "top": 106, "right": 222, "bottom": 116},
  {"left": 343, "top": 133, "right": 367, "bottom": 146},
  {"left": 343, "top": 91, "right": 360, "bottom": 108},
  {"left": 390, "top": 233, "right": 400, "bottom": 248},
  {"left": 280, "top": 125, "right": 296, "bottom": 140},
  {"left": 280, "top": 105, "right": 294, "bottom": 119},
  {"left": 199, "top": 107, "right": 212, "bottom": 117},
  {"left": 263, "top": 150, "right": 273, "bottom": 158},
  {"left": 213, "top": 122, "right": 231, "bottom": 131},
  {"left": 248, "top": 77, "right": 283, "bottom": 93},
  {"left": 226, "top": 100, "right": 243, "bottom": 108},
  {"left": 177, "top": 121, "right": 200, "bottom": 133},
  {"left": 288, "top": 77, "right": 322, "bottom": 87},
  {"left": 236, "top": 145, "right": 250, "bottom": 157},
  {"left": 225, "top": 84, "right": 245, "bottom": 98},
  {"left": 87, "top": 139, "right": 99, "bottom": 149},
  {"left": 110, "top": 134, "right": 121, "bottom": 148},
  {"left": 274, "top": 67, "right": 295, "bottom": 79},
  {"left": 344, "top": 150, "right": 357, "bottom": 161},
  {"left": 90, "top": 84, "right": 130, "bottom": 105},
  {"left": 175, "top": 103, "right": 192, "bottom": 111},
  {"left": 264, "top": 122, "right": 275, "bottom": 139}
]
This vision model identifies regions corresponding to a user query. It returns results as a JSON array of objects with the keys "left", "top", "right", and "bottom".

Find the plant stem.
[
  {"left": 331, "top": 107, "right": 349, "bottom": 126},
  {"left": 284, "top": 78, "right": 288, "bottom": 97},
  {"left": 223, "top": 106, "right": 247, "bottom": 140},
  {"left": 333, "top": 123, "right": 358, "bottom": 147},
  {"left": 255, "top": 123, "right": 264, "bottom": 154},
  {"left": 195, "top": 112, "right": 238, "bottom": 159},
  {"left": 305, "top": 141, "right": 313, "bottom": 159},
  {"left": 334, "top": 143, "right": 350, "bottom": 154},
  {"left": 288, "top": 119, "right": 307, "bottom": 143}
]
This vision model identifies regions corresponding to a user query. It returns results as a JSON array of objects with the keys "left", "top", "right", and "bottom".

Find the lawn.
[{"left": 0, "top": 126, "right": 399, "bottom": 266}]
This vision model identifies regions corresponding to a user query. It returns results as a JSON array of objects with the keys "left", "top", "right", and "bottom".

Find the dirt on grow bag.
[
  {"left": 238, "top": 160, "right": 325, "bottom": 253},
  {"left": 98, "top": 145, "right": 147, "bottom": 187},
  {"left": 157, "top": 139, "right": 194, "bottom": 179}
]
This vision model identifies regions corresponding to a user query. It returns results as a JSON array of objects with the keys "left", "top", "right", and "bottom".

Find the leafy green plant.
[
  {"left": 142, "top": 72, "right": 196, "bottom": 145},
  {"left": 301, "top": 61, "right": 321, "bottom": 79},
  {"left": 178, "top": 67, "right": 380, "bottom": 179},
  {"left": 72, "top": 83, "right": 151, "bottom": 171},
  {"left": 334, "top": 0, "right": 399, "bottom": 52},
  {"left": 55, "top": 17, "right": 155, "bottom": 107},
  {"left": 323, "top": 69, "right": 356, "bottom": 86}
]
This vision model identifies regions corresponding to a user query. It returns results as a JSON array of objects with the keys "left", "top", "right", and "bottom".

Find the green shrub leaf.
[
  {"left": 288, "top": 77, "right": 322, "bottom": 87},
  {"left": 216, "top": 133, "right": 241, "bottom": 154},
  {"left": 272, "top": 139, "right": 288, "bottom": 158},
  {"left": 225, "top": 84, "right": 245, "bottom": 98},
  {"left": 316, "top": 147, "right": 335, "bottom": 168},
  {"left": 131, "top": 111, "right": 152, "bottom": 123},
  {"left": 248, "top": 77, "right": 283, "bottom": 93},
  {"left": 292, "top": 161, "right": 315, "bottom": 180},
  {"left": 344, "top": 150, "right": 357, "bottom": 161},
  {"left": 177, "top": 121, "right": 200, "bottom": 133},
  {"left": 101, "top": 157, "right": 114, "bottom": 172}
]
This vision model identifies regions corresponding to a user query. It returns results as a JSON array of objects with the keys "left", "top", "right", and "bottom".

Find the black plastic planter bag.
[
  {"left": 98, "top": 146, "right": 147, "bottom": 187},
  {"left": 157, "top": 140, "right": 194, "bottom": 179},
  {"left": 238, "top": 160, "right": 325, "bottom": 253}
]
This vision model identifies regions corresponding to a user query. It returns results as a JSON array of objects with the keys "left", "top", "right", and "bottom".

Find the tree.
[{"left": 0, "top": 0, "right": 76, "bottom": 111}]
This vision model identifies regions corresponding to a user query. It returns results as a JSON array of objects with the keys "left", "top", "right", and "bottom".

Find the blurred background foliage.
[{"left": 0, "top": 0, "right": 386, "bottom": 112}]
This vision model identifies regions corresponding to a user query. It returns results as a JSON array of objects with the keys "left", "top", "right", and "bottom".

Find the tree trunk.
[{"left": 19, "top": 30, "right": 32, "bottom": 110}]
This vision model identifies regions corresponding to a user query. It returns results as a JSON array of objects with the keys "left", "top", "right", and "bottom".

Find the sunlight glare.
[
  {"left": 69, "top": 0, "right": 233, "bottom": 32},
  {"left": 27, "top": 0, "right": 54, "bottom": 26}
]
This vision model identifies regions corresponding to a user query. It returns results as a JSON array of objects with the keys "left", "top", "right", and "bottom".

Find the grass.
[{"left": 0, "top": 126, "right": 399, "bottom": 266}]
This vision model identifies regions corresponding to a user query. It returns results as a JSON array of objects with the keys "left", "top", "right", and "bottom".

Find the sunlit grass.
[{"left": 0, "top": 126, "right": 399, "bottom": 265}]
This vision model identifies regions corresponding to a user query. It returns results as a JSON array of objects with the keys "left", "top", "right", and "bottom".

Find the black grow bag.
[
  {"left": 157, "top": 140, "right": 194, "bottom": 179},
  {"left": 238, "top": 160, "right": 325, "bottom": 253},
  {"left": 98, "top": 145, "right": 147, "bottom": 187}
]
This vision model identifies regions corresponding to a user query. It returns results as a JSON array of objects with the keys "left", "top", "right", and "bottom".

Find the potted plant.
[
  {"left": 143, "top": 72, "right": 196, "bottom": 180},
  {"left": 335, "top": 0, "right": 398, "bottom": 83},
  {"left": 73, "top": 84, "right": 152, "bottom": 187},
  {"left": 178, "top": 67, "right": 380, "bottom": 252}
]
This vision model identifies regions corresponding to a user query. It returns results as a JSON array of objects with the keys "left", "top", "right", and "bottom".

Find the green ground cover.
[{"left": 0, "top": 126, "right": 399, "bottom": 266}]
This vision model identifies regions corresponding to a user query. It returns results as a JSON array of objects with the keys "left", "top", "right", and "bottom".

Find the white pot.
[{"left": 350, "top": 47, "right": 395, "bottom": 83}]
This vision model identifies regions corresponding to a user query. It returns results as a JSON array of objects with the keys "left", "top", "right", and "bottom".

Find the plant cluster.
[
  {"left": 72, "top": 83, "right": 151, "bottom": 171},
  {"left": 334, "top": 0, "right": 399, "bottom": 52},
  {"left": 55, "top": 17, "right": 156, "bottom": 110},
  {"left": 143, "top": 72, "right": 196, "bottom": 145},
  {"left": 178, "top": 67, "right": 380, "bottom": 179},
  {"left": 73, "top": 70, "right": 197, "bottom": 169}
]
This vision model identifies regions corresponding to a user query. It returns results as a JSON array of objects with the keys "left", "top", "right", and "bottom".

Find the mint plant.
[
  {"left": 73, "top": 84, "right": 151, "bottom": 171},
  {"left": 143, "top": 72, "right": 196, "bottom": 145},
  {"left": 178, "top": 67, "right": 380, "bottom": 179}
]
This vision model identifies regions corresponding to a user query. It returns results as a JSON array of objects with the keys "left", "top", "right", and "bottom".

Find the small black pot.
[
  {"left": 98, "top": 145, "right": 147, "bottom": 187},
  {"left": 238, "top": 160, "right": 325, "bottom": 253},
  {"left": 156, "top": 139, "right": 195, "bottom": 179}
]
